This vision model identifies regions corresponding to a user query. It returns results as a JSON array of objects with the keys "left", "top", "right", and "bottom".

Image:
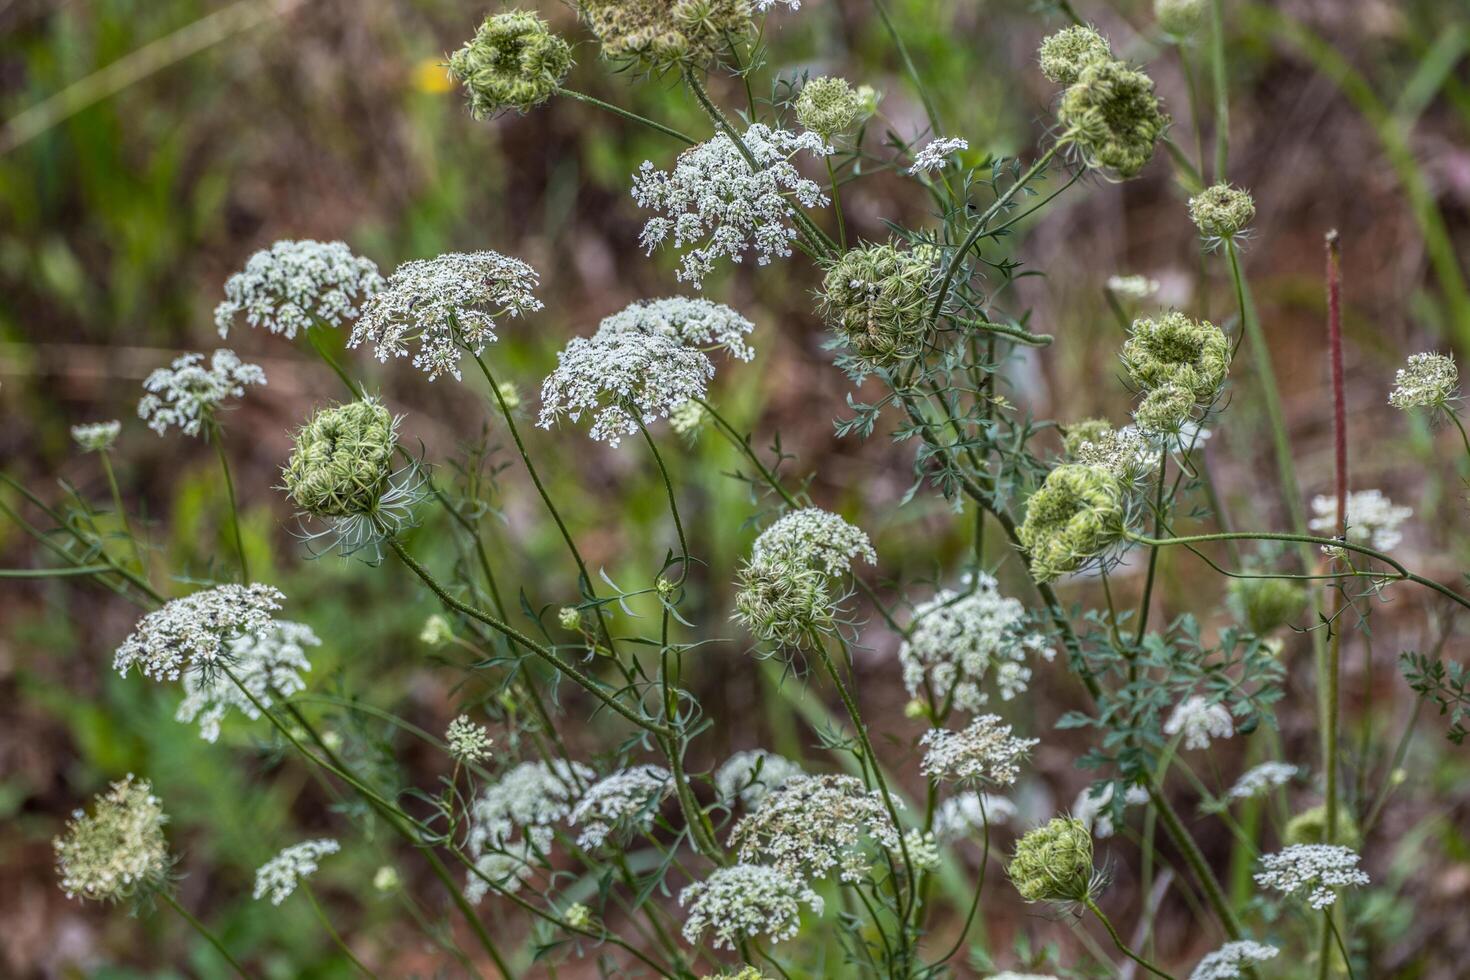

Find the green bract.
[
  {"left": 1155, "top": 0, "right": 1206, "bottom": 38},
  {"left": 795, "top": 76, "right": 860, "bottom": 139},
  {"left": 1017, "top": 464, "right": 1124, "bottom": 583},
  {"left": 817, "top": 242, "right": 942, "bottom": 366},
  {"left": 1008, "top": 816, "right": 1095, "bottom": 903},
  {"left": 283, "top": 399, "right": 397, "bottom": 519},
  {"left": 1121, "top": 311, "right": 1229, "bottom": 401},
  {"left": 1037, "top": 26, "right": 1111, "bottom": 86},
  {"left": 580, "top": 0, "right": 753, "bottom": 71},
  {"left": 1189, "top": 183, "right": 1256, "bottom": 240},
  {"left": 1058, "top": 59, "right": 1167, "bottom": 178},
  {"left": 448, "top": 12, "right": 573, "bottom": 117},
  {"left": 1228, "top": 577, "right": 1307, "bottom": 635}
]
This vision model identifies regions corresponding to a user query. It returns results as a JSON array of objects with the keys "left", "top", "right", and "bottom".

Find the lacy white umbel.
[
  {"left": 175, "top": 621, "right": 317, "bottom": 742},
  {"left": 1189, "top": 940, "right": 1280, "bottom": 980},
  {"left": 253, "top": 839, "right": 340, "bottom": 905},
  {"left": 729, "top": 774, "right": 901, "bottom": 884},
  {"left": 568, "top": 765, "right": 671, "bottom": 849},
  {"left": 1254, "top": 844, "right": 1370, "bottom": 909},
  {"left": 715, "top": 750, "right": 804, "bottom": 809},
  {"left": 215, "top": 239, "right": 382, "bottom": 339},
  {"left": 137, "top": 350, "right": 265, "bottom": 437},
  {"left": 1308, "top": 489, "right": 1412, "bottom": 552},
  {"left": 633, "top": 124, "right": 830, "bottom": 287},
  {"left": 1164, "top": 695, "right": 1235, "bottom": 751},
  {"left": 465, "top": 759, "right": 593, "bottom": 900},
  {"left": 596, "top": 296, "right": 755, "bottom": 361},
  {"left": 1227, "top": 762, "right": 1299, "bottom": 800},
  {"left": 920, "top": 716, "right": 1038, "bottom": 787},
  {"left": 680, "top": 864, "right": 823, "bottom": 950},
  {"left": 350, "top": 250, "right": 543, "bottom": 381},
  {"left": 908, "top": 137, "right": 969, "bottom": 174},
  {"left": 114, "top": 584, "right": 285, "bottom": 683},
  {"left": 750, "top": 507, "right": 876, "bottom": 577}
]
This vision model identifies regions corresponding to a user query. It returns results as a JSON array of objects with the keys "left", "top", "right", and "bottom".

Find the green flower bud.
[
  {"left": 419, "top": 614, "right": 455, "bottom": 648},
  {"left": 283, "top": 399, "right": 398, "bottom": 519},
  {"left": 1038, "top": 26, "right": 1112, "bottom": 86},
  {"left": 448, "top": 12, "right": 573, "bottom": 117},
  {"left": 1017, "top": 464, "right": 1125, "bottom": 583},
  {"left": 564, "top": 902, "right": 593, "bottom": 929},
  {"left": 1058, "top": 59, "right": 1168, "bottom": 179},
  {"left": 558, "top": 606, "right": 583, "bottom": 631},
  {"left": 1228, "top": 577, "right": 1307, "bottom": 635},
  {"left": 1008, "top": 816, "right": 1096, "bottom": 904},
  {"left": 1155, "top": 0, "right": 1205, "bottom": 39},
  {"left": 855, "top": 84, "right": 882, "bottom": 118},
  {"left": 581, "top": 0, "right": 754, "bottom": 71},
  {"left": 373, "top": 865, "right": 401, "bottom": 892},
  {"left": 817, "top": 241, "right": 942, "bottom": 366},
  {"left": 1285, "top": 804, "right": 1361, "bottom": 849},
  {"left": 1061, "top": 418, "right": 1115, "bottom": 457},
  {"left": 1188, "top": 183, "right": 1256, "bottom": 240},
  {"left": 1133, "top": 382, "right": 1195, "bottom": 435},
  {"left": 732, "top": 557, "right": 832, "bottom": 649},
  {"left": 796, "top": 75, "right": 861, "bottom": 139},
  {"left": 1121, "top": 311, "right": 1229, "bottom": 402}
]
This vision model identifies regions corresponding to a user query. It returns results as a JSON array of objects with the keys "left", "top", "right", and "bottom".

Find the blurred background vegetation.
[{"left": 4, "top": 0, "right": 1470, "bottom": 976}]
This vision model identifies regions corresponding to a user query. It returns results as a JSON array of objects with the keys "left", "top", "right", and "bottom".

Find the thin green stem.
[
  {"left": 557, "top": 86, "right": 696, "bottom": 145},
  {"left": 304, "top": 883, "right": 376, "bottom": 977},
  {"left": 639, "top": 422, "right": 690, "bottom": 582},
  {"left": 208, "top": 421, "right": 249, "bottom": 583},
  {"left": 1085, "top": 897, "right": 1175, "bottom": 980},
  {"left": 870, "top": 0, "right": 942, "bottom": 135},
  {"left": 99, "top": 449, "right": 149, "bottom": 581},
  {"left": 159, "top": 890, "right": 250, "bottom": 978},
  {"left": 1209, "top": 0, "right": 1230, "bottom": 180},
  {"left": 826, "top": 155, "right": 847, "bottom": 250}
]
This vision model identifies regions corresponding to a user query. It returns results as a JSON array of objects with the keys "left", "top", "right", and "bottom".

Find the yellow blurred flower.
[{"left": 413, "top": 57, "right": 454, "bottom": 94}]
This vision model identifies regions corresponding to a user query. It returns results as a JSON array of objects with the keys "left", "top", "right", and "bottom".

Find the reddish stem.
[{"left": 1326, "top": 230, "right": 1346, "bottom": 534}]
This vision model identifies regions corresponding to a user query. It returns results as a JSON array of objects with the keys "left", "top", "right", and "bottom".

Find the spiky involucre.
[
  {"left": 448, "top": 11, "right": 573, "bottom": 117},
  {"left": 283, "top": 399, "right": 398, "bottom": 519},
  {"left": 1188, "top": 183, "right": 1255, "bottom": 239},
  {"left": 1007, "top": 816, "right": 1095, "bottom": 903},
  {"left": 54, "top": 775, "right": 171, "bottom": 903},
  {"left": 732, "top": 556, "right": 832, "bottom": 649},
  {"left": 1017, "top": 464, "right": 1124, "bottom": 583},
  {"left": 1120, "top": 310, "right": 1229, "bottom": 401},
  {"left": 817, "top": 241, "right": 942, "bottom": 366},
  {"left": 581, "top": 0, "right": 754, "bottom": 70},
  {"left": 1058, "top": 58, "right": 1167, "bottom": 178}
]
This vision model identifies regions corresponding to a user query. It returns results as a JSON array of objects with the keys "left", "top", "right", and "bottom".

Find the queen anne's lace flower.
[
  {"left": 795, "top": 76, "right": 861, "bottom": 139},
  {"left": 1389, "top": 352, "right": 1458, "bottom": 412},
  {"left": 1164, "top": 695, "right": 1234, "bottom": 751},
  {"left": 54, "top": 775, "right": 171, "bottom": 903},
  {"left": 1065, "top": 421, "right": 1162, "bottom": 485},
  {"left": 72, "top": 420, "right": 121, "bottom": 452},
  {"left": 1188, "top": 184, "right": 1255, "bottom": 242},
  {"left": 595, "top": 296, "right": 756, "bottom": 361},
  {"left": 899, "top": 577, "right": 1055, "bottom": 713},
  {"left": 1254, "top": 844, "right": 1369, "bottom": 909},
  {"left": 1058, "top": 58, "right": 1167, "bottom": 178},
  {"left": 1107, "top": 274, "right": 1160, "bottom": 299},
  {"left": 730, "top": 774, "right": 902, "bottom": 883},
  {"left": 715, "top": 750, "right": 804, "bottom": 808},
  {"left": 921, "top": 716, "right": 1038, "bottom": 786},
  {"left": 1018, "top": 464, "right": 1125, "bottom": 583},
  {"left": 1308, "top": 489, "right": 1412, "bottom": 552},
  {"left": 582, "top": 0, "right": 755, "bottom": 70},
  {"left": 1188, "top": 940, "right": 1280, "bottom": 980},
  {"left": 1121, "top": 311, "right": 1229, "bottom": 402},
  {"left": 253, "top": 839, "right": 340, "bottom": 905},
  {"left": 633, "top": 125, "right": 830, "bottom": 287},
  {"left": 176, "top": 621, "right": 318, "bottom": 742},
  {"left": 214, "top": 240, "right": 382, "bottom": 339},
  {"left": 817, "top": 240, "right": 943, "bottom": 366},
  {"left": 1156, "top": 0, "right": 1206, "bottom": 38},
  {"left": 137, "top": 350, "right": 266, "bottom": 437},
  {"left": 1228, "top": 762, "right": 1299, "bottom": 800},
  {"left": 1074, "top": 782, "right": 1149, "bottom": 838},
  {"left": 908, "top": 137, "right": 969, "bottom": 174},
  {"left": 750, "top": 507, "right": 876, "bottom": 577},
  {"left": 446, "top": 715, "right": 493, "bottom": 764},
  {"left": 680, "top": 864, "right": 823, "bottom": 950},
  {"left": 1008, "top": 817, "right": 1096, "bottom": 904},
  {"left": 350, "top": 251, "right": 543, "bottom": 381},
  {"left": 538, "top": 331, "right": 714, "bottom": 446},
  {"left": 114, "top": 584, "right": 285, "bottom": 683},
  {"left": 1038, "top": 25, "right": 1111, "bottom": 85},
  {"left": 732, "top": 558, "right": 833, "bottom": 649},
  {"left": 568, "top": 765, "right": 671, "bottom": 849},
  {"left": 933, "top": 792, "right": 1018, "bottom": 841},
  {"left": 466, "top": 760, "right": 592, "bottom": 898}
]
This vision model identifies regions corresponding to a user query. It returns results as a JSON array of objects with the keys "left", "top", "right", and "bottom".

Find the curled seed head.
[
  {"left": 817, "top": 241, "right": 942, "bottom": 366},
  {"left": 580, "top": 0, "right": 754, "bottom": 71},
  {"left": 795, "top": 75, "right": 861, "bottom": 138},
  {"left": 1188, "top": 183, "right": 1256, "bottom": 240},
  {"left": 1227, "top": 577, "right": 1307, "bottom": 635},
  {"left": 1008, "top": 816, "right": 1097, "bottom": 904},
  {"left": 1285, "top": 804, "right": 1361, "bottom": 849},
  {"left": 1017, "top": 464, "right": 1124, "bottom": 583},
  {"left": 283, "top": 399, "right": 398, "bottom": 519},
  {"left": 732, "top": 557, "right": 832, "bottom": 649},
  {"left": 1038, "top": 26, "right": 1112, "bottom": 86},
  {"left": 449, "top": 11, "right": 573, "bottom": 117},
  {"left": 1121, "top": 310, "right": 1229, "bottom": 401},
  {"left": 1155, "top": 0, "right": 1206, "bottom": 39},
  {"left": 1058, "top": 59, "right": 1167, "bottom": 178}
]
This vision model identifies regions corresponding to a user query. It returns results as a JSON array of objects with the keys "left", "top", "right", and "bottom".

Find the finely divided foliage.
[{"left": 35, "top": 3, "right": 1470, "bottom": 976}]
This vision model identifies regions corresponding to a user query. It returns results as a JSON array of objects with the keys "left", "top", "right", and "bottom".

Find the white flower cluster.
[
  {"left": 137, "top": 350, "right": 266, "bottom": 437},
  {"left": 1228, "top": 762, "right": 1298, "bottom": 800},
  {"left": 114, "top": 583, "right": 285, "bottom": 683},
  {"left": 1074, "top": 782, "right": 1149, "bottom": 838},
  {"left": 350, "top": 251, "right": 543, "bottom": 381},
  {"left": 538, "top": 331, "right": 714, "bottom": 446},
  {"left": 1164, "top": 695, "right": 1234, "bottom": 751},
  {"left": 751, "top": 507, "right": 876, "bottom": 577},
  {"left": 54, "top": 775, "right": 171, "bottom": 903},
  {"left": 920, "top": 716, "right": 1038, "bottom": 786},
  {"left": 1106, "top": 274, "right": 1161, "bottom": 299},
  {"left": 933, "top": 792, "right": 1017, "bottom": 841},
  {"left": 446, "top": 715, "right": 493, "bottom": 764},
  {"left": 753, "top": 0, "right": 801, "bottom": 10},
  {"left": 679, "top": 864, "right": 823, "bottom": 950},
  {"left": 1188, "top": 940, "right": 1280, "bottom": 980},
  {"left": 1254, "top": 844, "right": 1370, "bottom": 909},
  {"left": 898, "top": 576, "right": 1054, "bottom": 713},
  {"left": 596, "top": 296, "right": 755, "bottom": 362},
  {"left": 715, "top": 750, "right": 804, "bottom": 808},
  {"left": 908, "top": 136, "right": 969, "bottom": 174},
  {"left": 175, "top": 620, "right": 318, "bottom": 742},
  {"left": 1070, "top": 425, "right": 1162, "bottom": 485},
  {"left": 568, "top": 765, "right": 671, "bottom": 849},
  {"left": 633, "top": 124, "right": 830, "bottom": 287},
  {"left": 729, "top": 774, "right": 902, "bottom": 883},
  {"left": 465, "top": 759, "right": 592, "bottom": 900},
  {"left": 71, "top": 420, "right": 121, "bottom": 452},
  {"left": 253, "top": 838, "right": 339, "bottom": 905},
  {"left": 1309, "top": 489, "right": 1412, "bottom": 552},
  {"left": 214, "top": 239, "right": 383, "bottom": 340},
  {"left": 1388, "top": 351, "right": 1457, "bottom": 411}
]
